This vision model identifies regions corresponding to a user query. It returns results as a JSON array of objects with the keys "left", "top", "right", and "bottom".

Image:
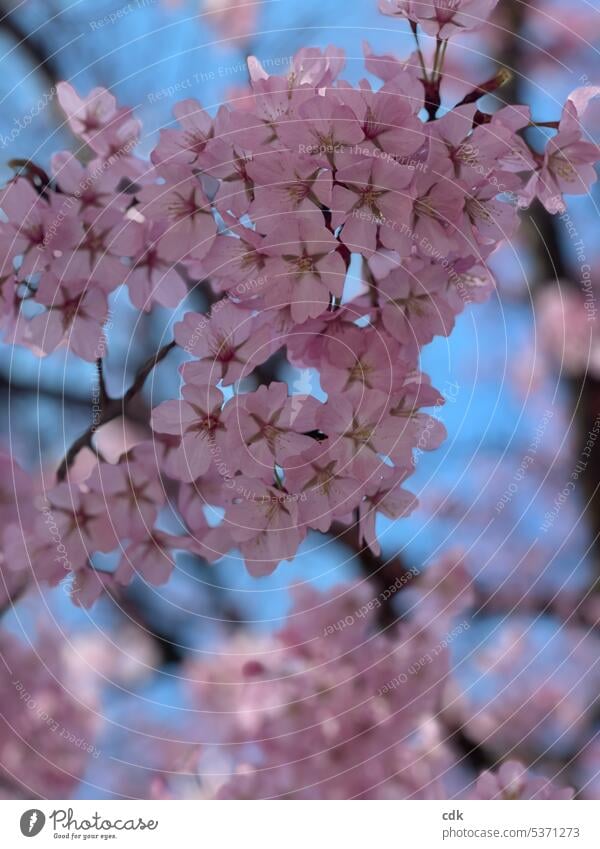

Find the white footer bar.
[{"left": 1, "top": 800, "right": 598, "bottom": 848}]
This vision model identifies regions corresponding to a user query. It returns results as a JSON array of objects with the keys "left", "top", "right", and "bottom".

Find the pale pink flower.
[
  {"left": 117, "top": 531, "right": 182, "bottom": 587},
  {"left": 377, "top": 260, "right": 456, "bottom": 351},
  {"left": 362, "top": 42, "right": 424, "bottom": 113},
  {"left": 193, "top": 218, "right": 268, "bottom": 296},
  {"left": 409, "top": 165, "right": 467, "bottom": 256},
  {"left": 285, "top": 294, "right": 374, "bottom": 368},
  {"left": 283, "top": 444, "right": 363, "bottom": 532},
  {"left": 112, "top": 218, "right": 187, "bottom": 311},
  {"left": 318, "top": 389, "right": 400, "bottom": 478},
  {"left": 379, "top": 0, "right": 499, "bottom": 39},
  {"left": 0, "top": 178, "right": 83, "bottom": 277},
  {"left": 388, "top": 377, "right": 447, "bottom": 459},
  {"left": 151, "top": 384, "right": 229, "bottom": 482},
  {"left": 224, "top": 382, "right": 320, "bottom": 478},
  {"left": 320, "top": 324, "right": 409, "bottom": 395},
  {"left": 462, "top": 178, "right": 519, "bottom": 247},
  {"left": 358, "top": 467, "right": 418, "bottom": 555},
  {"left": 57, "top": 81, "right": 140, "bottom": 159},
  {"left": 176, "top": 301, "right": 275, "bottom": 385},
  {"left": 22, "top": 275, "right": 108, "bottom": 361},
  {"left": 224, "top": 478, "right": 305, "bottom": 576},
  {"left": 243, "top": 77, "right": 313, "bottom": 147},
  {"left": 337, "top": 82, "right": 424, "bottom": 159},
  {"left": 29, "top": 483, "right": 118, "bottom": 582},
  {"left": 261, "top": 218, "right": 346, "bottom": 323},
  {"left": 85, "top": 446, "right": 165, "bottom": 541},
  {"left": 152, "top": 98, "right": 216, "bottom": 172},
  {"left": 524, "top": 87, "right": 600, "bottom": 214},
  {"left": 277, "top": 94, "right": 364, "bottom": 163},
  {"left": 331, "top": 155, "right": 414, "bottom": 254},
  {"left": 249, "top": 45, "right": 345, "bottom": 89},
  {"left": 53, "top": 209, "right": 127, "bottom": 290},
  {"left": 0, "top": 628, "right": 99, "bottom": 797},
  {"left": 202, "top": 0, "right": 260, "bottom": 42},
  {"left": 247, "top": 152, "right": 332, "bottom": 224},
  {"left": 536, "top": 283, "right": 600, "bottom": 377},
  {"left": 51, "top": 151, "right": 128, "bottom": 223},
  {"left": 205, "top": 109, "right": 269, "bottom": 217},
  {"left": 137, "top": 176, "right": 216, "bottom": 261}
]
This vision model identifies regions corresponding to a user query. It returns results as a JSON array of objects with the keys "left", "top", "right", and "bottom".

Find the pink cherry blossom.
[
  {"left": 112, "top": 218, "right": 187, "bottom": 311},
  {"left": 331, "top": 155, "right": 415, "bottom": 254},
  {"left": 193, "top": 217, "right": 269, "bottom": 296},
  {"left": 57, "top": 81, "right": 140, "bottom": 160},
  {"left": 358, "top": 467, "right": 418, "bottom": 555},
  {"left": 336, "top": 82, "right": 424, "bottom": 159},
  {"left": 376, "top": 260, "right": 456, "bottom": 351},
  {"left": 318, "top": 388, "right": 401, "bottom": 478},
  {"left": 320, "top": 324, "right": 409, "bottom": 395},
  {"left": 21, "top": 275, "right": 108, "bottom": 362},
  {"left": 137, "top": 176, "right": 217, "bottom": 261},
  {"left": 224, "top": 478, "right": 305, "bottom": 576},
  {"left": 152, "top": 99, "right": 216, "bottom": 172},
  {"left": 85, "top": 446, "right": 165, "bottom": 541},
  {"left": 379, "top": 0, "right": 499, "bottom": 38},
  {"left": 176, "top": 301, "right": 276, "bottom": 385},
  {"left": 224, "top": 382, "right": 320, "bottom": 479},
  {"left": 283, "top": 444, "right": 363, "bottom": 532},
  {"left": 51, "top": 152, "right": 129, "bottom": 223},
  {"left": 408, "top": 165, "right": 467, "bottom": 257},
  {"left": 0, "top": 178, "right": 83, "bottom": 278},
  {"left": 524, "top": 87, "right": 600, "bottom": 214},
  {"left": 260, "top": 218, "right": 346, "bottom": 323},
  {"left": 151, "top": 383, "right": 229, "bottom": 483},
  {"left": 0, "top": 627, "right": 100, "bottom": 797},
  {"left": 277, "top": 94, "right": 365, "bottom": 163},
  {"left": 247, "top": 152, "right": 332, "bottom": 224}
]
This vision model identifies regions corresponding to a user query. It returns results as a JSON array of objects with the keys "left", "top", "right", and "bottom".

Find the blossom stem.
[
  {"left": 434, "top": 38, "right": 448, "bottom": 82},
  {"left": 454, "top": 67, "right": 513, "bottom": 108},
  {"left": 529, "top": 120, "right": 560, "bottom": 129},
  {"left": 410, "top": 20, "right": 429, "bottom": 83}
]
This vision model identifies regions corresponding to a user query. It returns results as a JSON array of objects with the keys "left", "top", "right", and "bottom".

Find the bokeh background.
[{"left": 1, "top": 0, "right": 600, "bottom": 799}]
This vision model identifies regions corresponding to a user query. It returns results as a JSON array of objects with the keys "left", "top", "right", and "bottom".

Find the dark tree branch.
[
  {"left": 0, "top": 7, "right": 62, "bottom": 90},
  {"left": 56, "top": 340, "right": 176, "bottom": 482}
]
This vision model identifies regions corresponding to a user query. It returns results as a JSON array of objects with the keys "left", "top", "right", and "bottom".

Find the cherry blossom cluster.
[
  {"left": 0, "top": 627, "right": 99, "bottom": 798},
  {"left": 152, "top": 557, "right": 572, "bottom": 800},
  {"left": 0, "top": 4, "right": 599, "bottom": 596}
]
